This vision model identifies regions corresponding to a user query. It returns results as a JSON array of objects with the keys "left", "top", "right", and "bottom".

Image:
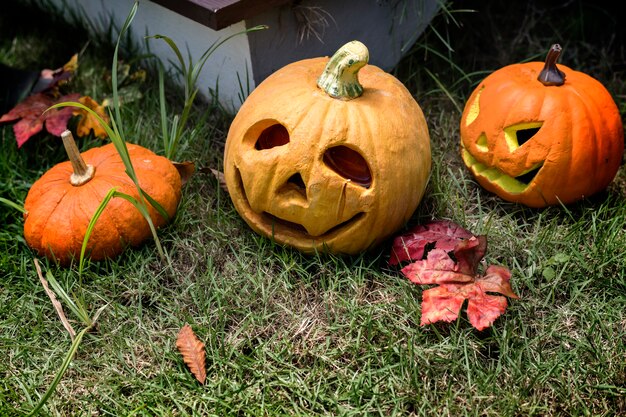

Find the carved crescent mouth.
[
  {"left": 462, "top": 149, "right": 543, "bottom": 194},
  {"left": 233, "top": 167, "right": 364, "bottom": 240}
]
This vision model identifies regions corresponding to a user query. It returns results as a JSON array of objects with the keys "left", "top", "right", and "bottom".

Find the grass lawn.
[{"left": 1, "top": 0, "right": 625, "bottom": 416}]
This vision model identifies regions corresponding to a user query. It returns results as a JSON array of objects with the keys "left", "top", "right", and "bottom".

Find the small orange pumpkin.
[
  {"left": 224, "top": 41, "right": 431, "bottom": 254},
  {"left": 23, "top": 130, "right": 182, "bottom": 265},
  {"left": 460, "top": 44, "right": 624, "bottom": 207}
]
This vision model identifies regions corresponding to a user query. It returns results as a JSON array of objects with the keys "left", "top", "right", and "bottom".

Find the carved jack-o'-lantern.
[
  {"left": 224, "top": 41, "right": 431, "bottom": 254},
  {"left": 460, "top": 44, "right": 624, "bottom": 207}
]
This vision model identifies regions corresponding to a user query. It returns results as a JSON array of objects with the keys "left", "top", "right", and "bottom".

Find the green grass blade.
[
  {"left": 147, "top": 34, "right": 188, "bottom": 93},
  {"left": 111, "top": 1, "right": 139, "bottom": 135},
  {"left": 26, "top": 326, "right": 90, "bottom": 417},
  {"left": 423, "top": 67, "right": 462, "bottom": 113},
  {"left": 157, "top": 62, "right": 169, "bottom": 156},
  {"left": 113, "top": 191, "right": 166, "bottom": 259},
  {"left": 189, "top": 25, "right": 267, "bottom": 88},
  {"left": 45, "top": 270, "right": 91, "bottom": 326},
  {"left": 139, "top": 188, "right": 170, "bottom": 222},
  {"left": 78, "top": 187, "right": 118, "bottom": 276},
  {"left": 0, "top": 197, "right": 25, "bottom": 214},
  {"left": 167, "top": 115, "right": 179, "bottom": 160},
  {"left": 107, "top": 115, "right": 137, "bottom": 179}
]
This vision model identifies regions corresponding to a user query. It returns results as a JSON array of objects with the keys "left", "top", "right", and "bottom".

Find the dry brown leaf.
[
  {"left": 209, "top": 168, "right": 228, "bottom": 192},
  {"left": 176, "top": 323, "right": 206, "bottom": 384},
  {"left": 172, "top": 161, "right": 196, "bottom": 186}
]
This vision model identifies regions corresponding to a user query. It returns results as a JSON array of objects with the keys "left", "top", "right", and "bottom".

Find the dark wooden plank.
[{"left": 151, "top": 0, "right": 291, "bottom": 30}]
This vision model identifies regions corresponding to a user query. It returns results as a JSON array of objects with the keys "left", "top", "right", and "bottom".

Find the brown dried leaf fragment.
[{"left": 176, "top": 324, "right": 206, "bottom": 384}]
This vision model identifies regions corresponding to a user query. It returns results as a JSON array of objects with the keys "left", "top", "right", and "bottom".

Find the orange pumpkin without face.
[
  {"left": 224, "top": 41, "right": 431, "bottom": 254},
  {"left": 460, "top": 44, "right": 624, "bottom": 207},
  {"left": 24, "top": 131, "right": 181, "bottom": 265}
]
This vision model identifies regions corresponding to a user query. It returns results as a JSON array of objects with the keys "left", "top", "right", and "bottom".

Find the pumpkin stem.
[
  {"left": 61, "top": 130, "right": 95, "bottom": 186},
  {"left": 537, "top": 44, "right": 566, "bottom": 86},
  {"left": 317, "top": 41, "right": 369, "bottom": 100}
]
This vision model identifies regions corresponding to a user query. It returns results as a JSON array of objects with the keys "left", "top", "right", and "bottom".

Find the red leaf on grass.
[
  {"left": 0, "top": 92, "right": 80, "bottom": 147},
  {"left": 394, "top": 221, "right": 518, "bottom": 331},
  {"left": 390, "top": 220, "right": 474, "bottom": 265},
  {"left": 176, "top": 324, "right": 206, "bottom": 384}
]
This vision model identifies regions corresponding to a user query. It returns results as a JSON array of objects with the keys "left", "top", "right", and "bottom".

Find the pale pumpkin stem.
[
  {"left": 61, "top": 130, "right": 95, "bottom": 186},
  {"left": 537, "top": 44, "right": 566, "bottom": 86},
  {"left": 317, "top": 41, "right": 369, "bottom": 100}
]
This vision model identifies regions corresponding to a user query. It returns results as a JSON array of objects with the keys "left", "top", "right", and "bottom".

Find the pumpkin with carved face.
[
  {"left": 461, "top": 44, "right": 624, "bottom": 207},
  {"left": 224, "top": 41, "right": 431, "bottom": 254}
]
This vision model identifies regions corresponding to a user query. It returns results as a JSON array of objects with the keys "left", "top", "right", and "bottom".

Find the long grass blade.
[
  {"left": 148, "top": 34, "right": 188, "bottom": 94},
  {"left": 157, "top": 62, "right": 169, "bottom": 156},
  {"left": 78, "top": 187, "right": 118, "bottom": 275},
  {"left": 111, "top": 1, "right": 139, "bottom": 136},
  {"left": 0, "top": 197, "right": 26, "bottom": 214},
  {"left": 113, "top": 192, "right": 166, "bottom": 259},
  {"left": 189, "top": 25, "right": 267, "bottom": 89},
  {"left": 26, "top": 326, "right": 90, "bottom": 417},
  {"left": 45, "top": 270, "right": 91, "bottom": 326},
  {"left": 423, "top": 67, "right": 462, "bottom": 113},
  {"left": 140, "top": 189, "right": 170, "bottom": 222}
]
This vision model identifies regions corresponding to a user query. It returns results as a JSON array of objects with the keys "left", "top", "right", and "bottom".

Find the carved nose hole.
[
  {"left": 278, "top": 173, "right": 307, "bottom": 199},
  {"left": 288, "top": 173, "right": 306, "bottom": 190}
]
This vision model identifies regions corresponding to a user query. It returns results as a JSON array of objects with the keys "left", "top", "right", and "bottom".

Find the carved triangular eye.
[{"left": 504, "top": 122, "right": 543, "bottom": 151}]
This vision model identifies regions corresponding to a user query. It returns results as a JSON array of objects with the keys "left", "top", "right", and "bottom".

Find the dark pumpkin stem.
[
  {"left": 317, "top": 40, "right": 369, "bottom": 100},
  {"left": 61, "top": 130, "right": 95, "bottom": 186},
  {"left": 538, "top": 44, "right": 566, "bottom": 86}
]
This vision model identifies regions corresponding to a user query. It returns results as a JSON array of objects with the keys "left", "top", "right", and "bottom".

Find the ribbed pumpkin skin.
[
  {"left": 460, "top": 62, "right": 624, "bottom": 207},
  {"left": 224, "top": 57, "right": 431, "bottom": 254},
  {"left": 24, "top": 143, "right": 181, "bottom": 265}
]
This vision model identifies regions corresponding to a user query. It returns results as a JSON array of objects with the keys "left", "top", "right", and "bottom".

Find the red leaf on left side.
[{"left": 0, "top": 92, "right": 80, "bottom": 147}]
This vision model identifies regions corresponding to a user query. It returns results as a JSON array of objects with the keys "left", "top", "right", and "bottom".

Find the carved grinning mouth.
[
  {"left": 461, "top": 149, "right": 543, "bottom": 194},
  {"left": 233, "top": 167, "right": 364, "bottom": 239}
]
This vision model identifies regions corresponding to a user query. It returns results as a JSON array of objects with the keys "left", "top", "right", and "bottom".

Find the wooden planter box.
[{"left": 44, "top": 0, "right": 439, "bottom": 112}]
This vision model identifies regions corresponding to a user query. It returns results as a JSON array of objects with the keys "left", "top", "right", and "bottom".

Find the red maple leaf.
[
  {"left": 0, "top": 92, "right": 80, "bottom": 147},
  {"left": 393, "top": 221, "right": 519, "bottom": 331},
  {"left": 390, "top": 220, "right": 474, "bottom": 265}
]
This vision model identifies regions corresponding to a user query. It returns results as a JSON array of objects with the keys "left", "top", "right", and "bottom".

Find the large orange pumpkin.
[
  {"left": 224, "top": 41, "right": 431, "bottom": 254},
  {"left": 460, "top": 44, "right": 624, "bottom": 207},
  {"left": 24, "top": 130, "right": 182, "bottom": 265}
]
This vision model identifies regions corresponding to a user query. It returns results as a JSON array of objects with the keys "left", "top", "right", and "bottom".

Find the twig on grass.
[{"left": 34, "top": 259, "right": 76, "bottom": 340}]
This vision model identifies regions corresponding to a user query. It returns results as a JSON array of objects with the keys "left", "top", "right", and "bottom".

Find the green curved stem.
[{"left": 317, "top": 41, "right": 369, "bottom": 100}]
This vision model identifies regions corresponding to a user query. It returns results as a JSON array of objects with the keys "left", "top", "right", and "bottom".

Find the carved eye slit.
[
  {"left": 255, "top": 124, "right": 290, "bottom": 150},
  {"left": 323, "top": 145, "right": 372, "bottom": 188},
  {"left": 504, "top": 122, "right": 543, "bottom": 151}
]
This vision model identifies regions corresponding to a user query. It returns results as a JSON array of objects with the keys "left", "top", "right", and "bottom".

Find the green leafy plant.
[{"left": 149, "top": 25, "right": 267, "bottom": 160}]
